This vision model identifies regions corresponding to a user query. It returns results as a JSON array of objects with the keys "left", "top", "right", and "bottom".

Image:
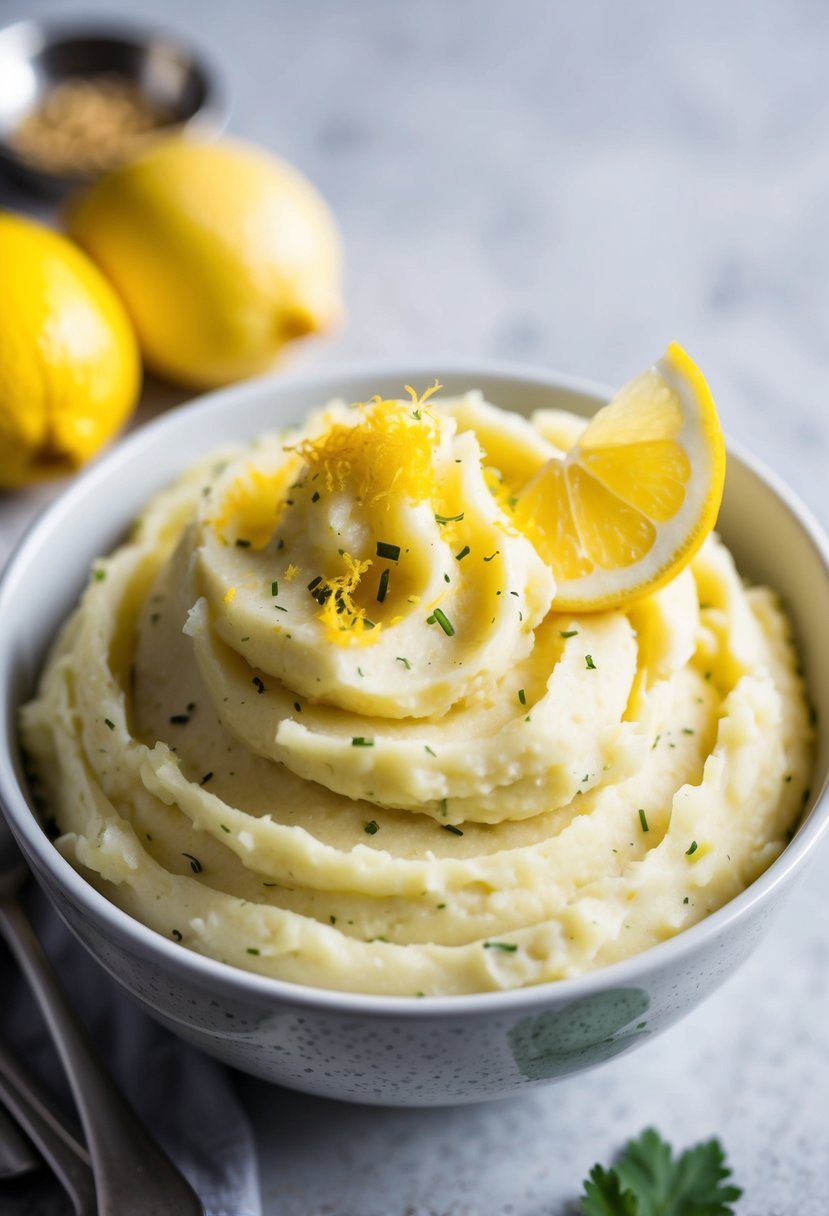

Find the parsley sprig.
[{"left": 580, "top": 1127, "right": 741, "bottom": 1215}]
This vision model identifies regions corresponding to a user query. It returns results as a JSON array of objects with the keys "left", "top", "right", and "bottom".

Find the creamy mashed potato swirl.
[{"left": 21, "top": 391, "right": 813, "bottom": 995}]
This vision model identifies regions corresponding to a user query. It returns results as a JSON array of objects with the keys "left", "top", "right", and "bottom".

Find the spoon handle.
[
  {"left": 0, "top": 1039, "right": 96, "bottom": 1216},
  {"left": 0, "top": 1100, "right": 38, "bottom": 1179},
  {"left": 0, "top": 897, "right": 205, "bottom": 1216}
]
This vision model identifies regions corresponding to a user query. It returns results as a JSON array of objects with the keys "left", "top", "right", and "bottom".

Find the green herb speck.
[{"left": 432, "top": 608, "right": 455, "bottom": 636}]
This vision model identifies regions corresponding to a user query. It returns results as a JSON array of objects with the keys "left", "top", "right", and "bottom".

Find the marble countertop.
[{"left": 1, "top": 0, "right": 827, "bottom": 1212}]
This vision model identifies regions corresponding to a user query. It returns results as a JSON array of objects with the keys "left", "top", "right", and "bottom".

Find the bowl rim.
[{"left": 1, "top": 355, "right": 828, "bottom": 1020}]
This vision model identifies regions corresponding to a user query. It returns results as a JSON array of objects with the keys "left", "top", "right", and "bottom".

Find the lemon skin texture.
[
  {"left": 67, "top": 138, "right": 345, "bottom": 390},
  {"left": 0, "top": 212, "right": 141, "bottom": 489}
]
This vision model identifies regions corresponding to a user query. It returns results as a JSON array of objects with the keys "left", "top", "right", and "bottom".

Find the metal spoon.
[
  {"left": 0, "top": 1102, "right": 38, "bottom": 1179},
  {"left": 0, "top": 812, "right": 205, "bottom": 1215},
  {"left": 0, "top": 1038, "right": 96, "bottom": 1215}
]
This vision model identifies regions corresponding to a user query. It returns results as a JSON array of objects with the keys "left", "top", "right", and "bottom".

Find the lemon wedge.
[{"left": 514, "top": 342, "right": 726, "bottom": 611}]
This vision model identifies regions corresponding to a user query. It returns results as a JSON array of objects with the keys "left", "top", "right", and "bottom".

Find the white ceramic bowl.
[{"left": 1, "top": 362, "right": 828, "bottom": 1106}]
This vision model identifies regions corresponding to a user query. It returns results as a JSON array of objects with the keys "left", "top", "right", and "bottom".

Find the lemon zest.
[
  {"left": 290, "top": 395, "right": 439, "bottom": 508},
  {"left": 316, "top": 553, "right": 379, "bottom": 645}
]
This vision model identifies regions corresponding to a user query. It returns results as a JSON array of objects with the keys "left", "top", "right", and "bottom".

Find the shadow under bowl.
[{"left": 0, "top": 361, "right": 827, "bottom": 1106}]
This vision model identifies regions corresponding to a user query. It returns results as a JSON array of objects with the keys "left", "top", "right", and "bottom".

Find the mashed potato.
[{"left": 20, "top": 391, "right": 813, "bottom": 995}]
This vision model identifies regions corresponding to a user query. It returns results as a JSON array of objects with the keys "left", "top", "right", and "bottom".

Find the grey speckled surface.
[{"left": 1, "top": 0, "right": 828, "bottom": 1212}]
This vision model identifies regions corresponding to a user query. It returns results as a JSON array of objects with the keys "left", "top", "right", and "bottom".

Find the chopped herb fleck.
[
  {"left": 683, "top": 896, "right": 689, "bottom": 904},
  {"left": 483, "top": 550, "right": 499, "bottom": 562},
  {"left": 483, "top": 941, "right": 517, "bottom": 952},
  {"left": 518, "top": 688, "right": 526, "bottom": 706},
  {"left": 424, "top": 744, "right": 436, "bottom": 757},
  {"left": 311, "top": 491, "right": 320, "bottom": 502},
  {"left": 434, "top": 511, "right": 464, "bottom": 525},
  {"left": 444, "top": 573, "right": 451, "bottom": 583},
  {"left": 455, "top": 545, "right": 471, "bottom": 561},
  {"left": 364, "top": 820, "right": 380, "bottom": 835},
  {"left": 396, "top": 656, "right": 412, "bottom": 670},
  {"left": 104, "top": 718, "right": 115, "bottom": 731},
  {"left": 200, "top": 772, "right": 213, "bottom": 786},
  {"left": 330, "top": 914, "right": 337, "bottom": 924},
  {"left": 682, "top": 728, "right": 695, "bottom": 735},
  {"left": 235, "top": 538, "right": 251, "bottom": 548},
  {"left": 293, "top": 701, "right": 301, "bottom": 713},
  {"left": 271, "top": 580, "right": 279, "bottom": 596},
  {"left": 220, "top": 823, "right": 230, "bottom": 833},
  {"left": 376, "top": 541, "right": 401, "bottom": 561},
  {"left": 559, "top": 629, "right": 579, "bottom": 638},
  {"left": 351, "top": 737, "right": 374, "bottom": 747},
  {"left": 377, "top": 568, "right": 390, "bottom": 603},
  {"left": 182, "top": 852, "right": 202, "bottom": 874},
  {"left": 686, "top": 840, "right": 699, "bottom": 856},
  {"left": 246, "top": 947, "right": 260, "bottom": 955},
  {"left": 585, "top": 654, "right": 597, "bottom": 670},
  {"left": 252, "top": 676, "right": 265, "bottom": 694},
  {"left": 442, "top": 824, "right": 464, "bottom": 836},
  {"left": 169, "top": 714, "right": 190, "bottom": 725},
  {"left": 171, "top": 929, "right": 183, "bottom": 942},
  {"left": 93, "top": 567, "right": 106, "bottom": 581},
  {"left": 432, "top": 608, "right": 455, "bottom": 637},
  {"left": 638, "top": 808, "right": 649, "bottom": 832}
]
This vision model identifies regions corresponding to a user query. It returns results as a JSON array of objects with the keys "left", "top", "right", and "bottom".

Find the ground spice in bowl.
[{"left": 10, "top": 75, "right": 176, "bottom": 176}]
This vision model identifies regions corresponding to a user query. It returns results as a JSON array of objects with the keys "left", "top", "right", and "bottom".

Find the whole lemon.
[
  {"left": 0, "top": 212, "right": 141, "bottom": 489},
  {"left": 67, "top": 137, "right": 344, "bottom": 389}
]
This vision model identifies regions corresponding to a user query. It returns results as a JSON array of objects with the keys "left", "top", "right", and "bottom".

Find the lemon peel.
[{"left": 513, "top": 342, "right": 726, "bottom": 611}]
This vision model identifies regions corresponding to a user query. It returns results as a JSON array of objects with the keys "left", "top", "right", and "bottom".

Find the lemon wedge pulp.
[{"left": 514, "top": 343, "right": 726, "bottom": 611}]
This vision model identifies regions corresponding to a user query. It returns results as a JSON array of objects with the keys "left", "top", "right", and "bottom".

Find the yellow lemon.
[
  {"left": 66, "top": 137, "right": 344, "bottom": 390},
  {"left": 0, "top": 212, "right": 140, "bottom": 489},
  {"left": 514, "top": 342, "right": 726, "bottom": 610}
]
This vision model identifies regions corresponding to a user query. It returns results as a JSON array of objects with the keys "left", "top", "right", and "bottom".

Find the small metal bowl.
[{"left": 0, "top": 18, "right": 229, "bottom": 193}]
